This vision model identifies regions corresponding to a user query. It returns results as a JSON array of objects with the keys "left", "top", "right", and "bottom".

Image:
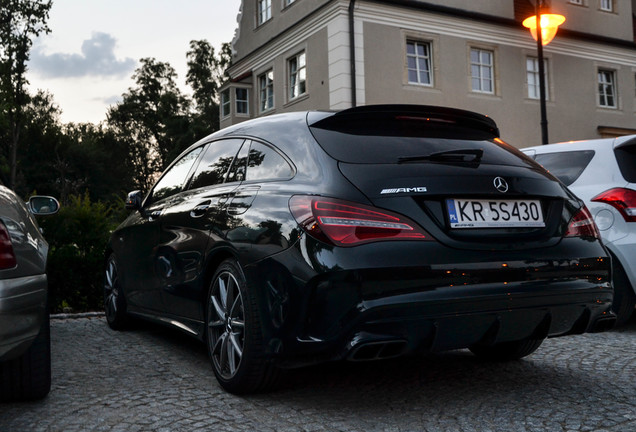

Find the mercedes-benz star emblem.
[{"left": 493, "top": 177, "right": 509, "bottom": 193}]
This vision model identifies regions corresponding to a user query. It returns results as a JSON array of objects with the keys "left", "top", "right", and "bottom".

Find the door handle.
[
  {"left": 190, "top": 201, "right": 211, "bottom": 218},
  {"left": 148, "top": 209, "right": 163, "bottom": 221}
]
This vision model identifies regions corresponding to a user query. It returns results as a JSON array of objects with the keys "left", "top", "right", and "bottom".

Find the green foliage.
[
  {"left": 106, "top": 57, "right": 191, "bottom": 189},
  {"left": 3, "top": 36, "right": 233, "bottom": 312},
  {"left": 0, "top": 0, "right": 53, "bottom": 189},
  {"left": 39, "top": 193, "right": 124, "bottom": 313},
  {"left": 186, "top": 40, "right": 232, "bottom": 139}
]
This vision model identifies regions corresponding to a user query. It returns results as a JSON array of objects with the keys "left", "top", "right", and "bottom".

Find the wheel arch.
[
  {"left": 604, "top": 245, "right": 636, "bottom": 295},
  {"left": 200, "top": 247, "right": 241, "bottom": 305}
]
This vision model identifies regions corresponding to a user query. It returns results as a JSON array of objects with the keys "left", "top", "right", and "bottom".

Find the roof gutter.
[{"left": 349, "top": 0, "right": 357, "bottom": 107}]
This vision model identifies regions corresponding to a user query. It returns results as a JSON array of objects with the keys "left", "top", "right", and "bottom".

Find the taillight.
[
  {"left": 591, "top": 187, "right": 636, "bottom": 222},
  {"left": 0, "top": 221, "right": 17, "bottom": 269},
  {"left": 565, "top": 206, "right": 600, "bottom": 239},
  {"left": 289, "top": 195, "right": 433, "bottom": 247}
]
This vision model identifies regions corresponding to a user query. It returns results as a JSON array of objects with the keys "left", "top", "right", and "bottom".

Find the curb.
[{"left": 51, "top": 312, "right": 105, "bottom": 320}]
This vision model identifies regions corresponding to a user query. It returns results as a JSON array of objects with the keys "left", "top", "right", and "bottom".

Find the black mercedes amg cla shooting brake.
[{"left": 104, "top": 105, "right": 615, "bottom": 394}]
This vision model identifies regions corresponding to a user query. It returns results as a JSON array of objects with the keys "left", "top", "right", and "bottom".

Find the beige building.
[{"left": 220, "top": 0, "right": 636, "bottom": 147}]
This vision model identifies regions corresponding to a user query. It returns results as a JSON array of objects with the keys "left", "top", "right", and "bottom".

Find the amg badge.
[{"left": 380, "top": 187, "right": 428, "bottom": 194}]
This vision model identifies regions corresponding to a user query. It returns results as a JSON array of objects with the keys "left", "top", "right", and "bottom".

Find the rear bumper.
[
  {"left": 606, "top": 238, "right": 636, "bottom": 295},
  {"left": 0, "top": 274, "right": 48, "bottom": 361},
  {"left": 247, "top": 237, "right": 613, "bottom": 367}
]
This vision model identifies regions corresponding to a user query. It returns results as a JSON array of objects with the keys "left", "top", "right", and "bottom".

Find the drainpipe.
[{"left": 349, "top": 0, "right": 357, "bottom": 107}]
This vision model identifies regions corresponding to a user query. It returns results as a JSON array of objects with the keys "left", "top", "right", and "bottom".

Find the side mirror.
[
  {"left": 125, "top": 190, "right": 144, "bottom": 210},
  {"left": 28, "top": 196, "right": 60, "bottom": 216}
]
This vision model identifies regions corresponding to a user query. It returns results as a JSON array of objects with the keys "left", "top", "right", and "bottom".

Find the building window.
[
  {"left": 526, "top": 57, "right": 549, "bottom": 100},
  {"left": 470, "top": 48, "right": 494, "bottom": 94},
  {"left": 288, "top": 51, "right": 306, "bottom": 100},
  {"left": 221, "top": 89, "right": 230, "bottom": 117},
  {"left": 406, "top": 40, "right": 432, "bottom": 86},
  {"left": 258, "top": 0, "right": 272, "bottom": 25},
  {"left": 259, "top": 70, "right": 274, "bottom": 112},
  {"left": 283, "top": 0, "right": 296, "bottom": 6},
  {"left": 569, "top": 0, "right": 583, "bottom": 5},
  {"left": 235, "top": 88, "right": 249, "bottom": 115},
  {"left": 598, "top": 69, "right": 617, "bottom": 108},
  {"left": 600, "top": 0, "right": 613, "bottom": 11}
]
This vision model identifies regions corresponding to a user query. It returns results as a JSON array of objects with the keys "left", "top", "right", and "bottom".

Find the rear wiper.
[{"left": 398, "top": 148, "right": 483, "bottom": 165}]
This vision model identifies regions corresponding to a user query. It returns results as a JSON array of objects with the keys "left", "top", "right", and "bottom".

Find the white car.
[{"left": 523, "top": 136, "right": 636, "bottom": 326}]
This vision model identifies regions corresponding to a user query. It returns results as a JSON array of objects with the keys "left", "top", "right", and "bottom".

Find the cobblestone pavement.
[{"left": 1, "top": 315, "right": 635, "bottom": 432}]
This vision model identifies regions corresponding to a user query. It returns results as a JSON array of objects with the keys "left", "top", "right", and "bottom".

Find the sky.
[{"left": 26, "top": 0, "right": 243, "bottom": 124}]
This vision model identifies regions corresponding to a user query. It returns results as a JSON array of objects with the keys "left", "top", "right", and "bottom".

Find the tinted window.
[
  {"left": 151, "top": 147, "right": 203, "bottom": 202},
  {"left": 227, "top": 142, "right": 249, "bottom": 183},
  {"left": 246, "top": 141, "right": 294, "bottom": 181},
  {"left": 615, "top": 144, "right": 636, "bottom": 183},
  {"left": 534, "top": 150, "right": 595, "bottom": 186},
  {"left": 310, "top": 116, "right": 527, "bottom": 166},
  {"left": 188, "top": 139, "right": 244, "bottom": 190}
]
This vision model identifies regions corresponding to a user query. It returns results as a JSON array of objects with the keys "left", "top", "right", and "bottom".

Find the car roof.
[
  {"left": 523, "top": 134, "right": 636, "bottom": 154},
  {"left": 195, "top": 105, "right": 501, "bottom": 166}
]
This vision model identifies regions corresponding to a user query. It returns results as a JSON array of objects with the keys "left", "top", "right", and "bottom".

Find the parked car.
[
  {"left": 523, "top": 136, "right": 636, "bottom": 326},
  {"left": 0, "top": 185, "right": 59, "bottom": 401},
  {"left": 105, "top": 105, "right": 615, "bottom": 394}
]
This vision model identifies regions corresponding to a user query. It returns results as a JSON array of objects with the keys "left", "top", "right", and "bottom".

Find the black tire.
[
  {"left": 205, "top": 259, "right": 279, "bottom": 394},
  {"left": 469, "top": 337, "right": 544, "bottom": 361},
  {"left": 611, "top": 258, "right": 636, "bottom": 328},
  {"left": 0, "top": 312, "right": 51, "bottom": 401},
  {"left": 104, "top": 253, "right": 129, "bottom": 330}
]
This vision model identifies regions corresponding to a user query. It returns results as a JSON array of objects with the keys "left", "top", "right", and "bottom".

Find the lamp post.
[{"left": 522, "top": 1, "right": 565, "bottom": 145}]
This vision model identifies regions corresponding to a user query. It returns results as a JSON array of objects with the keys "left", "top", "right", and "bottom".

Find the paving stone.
[{"left": 0, "top": 316, "right": 635, "bottom": 431}]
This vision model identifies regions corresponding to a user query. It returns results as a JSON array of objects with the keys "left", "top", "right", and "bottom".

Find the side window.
[
  {"left": 227, "top": 142, "right": 249, "bottom": 183},
  {"left": 246, "top": 141, "right": 294, "bottom": 181},
  {"left": 615, "top": 144, "right": 636, "bottom": 183},
  {"left": 188, "top": 139, "right": 244, "bottom": 190},
  {"left": 534, "top": 150, "right": 595, "bottom": 186},
  {"left": 151, "top": 147, "right": 204, "bottom": 203}
]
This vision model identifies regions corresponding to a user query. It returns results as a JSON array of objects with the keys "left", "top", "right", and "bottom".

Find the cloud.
[
  {"left": 102, "top": 95, "right": 121, "bottom": 105},
  {"left": 30, "top": 32, "right": 136, "bottom": 79}
]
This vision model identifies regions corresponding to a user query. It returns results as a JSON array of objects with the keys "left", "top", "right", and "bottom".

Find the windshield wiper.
[{"left": 398, "top": 149, "right": 484, "bottom": 165}]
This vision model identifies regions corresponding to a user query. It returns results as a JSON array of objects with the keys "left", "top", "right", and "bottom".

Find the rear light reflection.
[
  {"left": 565, "top": 206, "right": 600, "bottom": 239},
  {"left": 592, "top": 187, "right": 636, "bottom": 222},
  {"left": 0, "top": 221, "right": 17, "bottom": 269},
  {"left": 289, "top": 196, "right": 433, "bottom": 247}
]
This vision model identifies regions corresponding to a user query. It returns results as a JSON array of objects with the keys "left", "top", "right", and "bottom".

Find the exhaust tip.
[
  {"left": 590, "top": 315, "right": 616, "bottom": 333},
  {"left": 348, "top": 340, "right": 408, "bottom": 361}
]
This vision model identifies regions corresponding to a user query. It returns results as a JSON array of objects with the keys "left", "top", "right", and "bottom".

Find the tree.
[
  {"left": 0, "top": 0, "right": 52, "bottom": 189},
  {"left": 186, "top": 40, "right": 232, "bottom": 135},
  {"left": 106, "top": 58, "right": 191, "bottom": 190},
  {"left": 15, "top": 90, "right": 63, "bottom": 197}
]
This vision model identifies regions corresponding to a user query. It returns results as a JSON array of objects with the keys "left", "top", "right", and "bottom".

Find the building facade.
[{"left": 220, "top": 0, "right": 636, "bottom": 147}]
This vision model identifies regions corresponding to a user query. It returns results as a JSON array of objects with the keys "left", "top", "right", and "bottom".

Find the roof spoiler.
[
  {"left": 310, "top": 104, "right": 500, "bottom": 138},
  {"left": 614, "top": 134, "right": 636, "bottom": 149}
]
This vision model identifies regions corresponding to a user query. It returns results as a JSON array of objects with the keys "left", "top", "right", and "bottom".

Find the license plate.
[{"left": 446, "top": 198, "right": 545, "bottom": 228}]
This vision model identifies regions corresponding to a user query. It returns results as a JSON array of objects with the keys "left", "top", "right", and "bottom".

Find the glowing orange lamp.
[{"left": 522, "top": 14, "right": 565, "bottom": 45}]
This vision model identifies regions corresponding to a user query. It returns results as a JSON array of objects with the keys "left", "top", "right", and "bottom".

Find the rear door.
[{"left": 157, "top": 138, "right": 246, "bottom": 322}]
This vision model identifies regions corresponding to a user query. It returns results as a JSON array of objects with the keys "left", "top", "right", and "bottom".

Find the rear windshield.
[
  {"left": 533, "top": 150, "right": 594, "bottom": 186},
  {"left": 309, "top": 117, "right": 533, "bottom": 167},
  {"left": 615, "top": 144, "right": 636, "bottom": 183}
]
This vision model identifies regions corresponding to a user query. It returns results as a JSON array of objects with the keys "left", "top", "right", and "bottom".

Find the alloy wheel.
[
  {"left": 207, "top": 270, "right": 246, "bottom": 380},
  {"left": 104, "top": 257, "right": 120, "bottom": 322}
]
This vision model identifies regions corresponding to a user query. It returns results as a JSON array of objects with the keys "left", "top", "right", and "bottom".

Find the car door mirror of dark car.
[
  {"left": 28, "top": 196, "right": 60, "bottom": 216},
  {"left": 125, "top": 190, "right": 144, "bottom": 211}
]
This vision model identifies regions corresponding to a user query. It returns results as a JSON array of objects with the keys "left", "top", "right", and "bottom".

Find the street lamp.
[{"left": 523, "top": 1, "right": 565, "bottom": 145}]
